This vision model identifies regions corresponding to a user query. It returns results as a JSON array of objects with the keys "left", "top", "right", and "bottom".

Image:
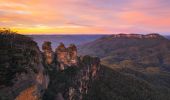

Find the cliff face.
[
  {"left": 42, "top": 42, "right": 79, "bottom": 71},
  {"left": 42, "top": 42, "right": 101, "bottom": 100},
  {"left": 0, "top": 31, "right": 49, "bottom": 100},
  {"left": 0, "top": 30, "right": 101, "bottom": 100}
]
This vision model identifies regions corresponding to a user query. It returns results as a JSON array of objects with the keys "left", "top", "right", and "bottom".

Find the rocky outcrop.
[
  {"left": 42, "top": 42, "right": 101, "bottom": 100},
  {"left": 0, "top": 30, "right": 49, "bottom": 100},
  {"left": 42, "top": 42, "right": 78, "bottom": 71},
  {"left": 67, "top": 44, "right": 78, "bottom": 65},
  {"left": 42, "top": 41, "right": 56, "bottom": 71},
  {"left": 56, "top": 43, "right": 78, "bottom": 70},
  {"left": 42, "top": 41, "right": 55, "bottom": 65}
]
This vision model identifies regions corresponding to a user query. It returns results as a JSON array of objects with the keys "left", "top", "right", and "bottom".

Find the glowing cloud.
[{"left": 0, "top": 0, "right": 170, "bottom": 35}]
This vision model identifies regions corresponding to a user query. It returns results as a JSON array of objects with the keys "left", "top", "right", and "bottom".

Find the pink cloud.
[{"left": 0, "top": 0, "right": 170, "bottom": 34}]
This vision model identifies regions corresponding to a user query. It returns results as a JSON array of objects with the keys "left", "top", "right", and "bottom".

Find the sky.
[{"left": 0, "top": 0, "right": 170, "bottom": 35}]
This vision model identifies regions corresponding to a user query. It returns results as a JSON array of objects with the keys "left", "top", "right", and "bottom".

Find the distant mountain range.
[
  {"left": 78, "top": 33, "right": 169, "bottom": 56},
  {"left": 29, "top": 35, "right": 104, "bottom": 50},
  {"left": 78, "top": 33, "right": 170, "bottom": 69},
  {"left": 166, "top": 36, "right": 170, "bottom": 40},
  {"left": 30, "top": 34, "right": 170, "bottom": 51}
]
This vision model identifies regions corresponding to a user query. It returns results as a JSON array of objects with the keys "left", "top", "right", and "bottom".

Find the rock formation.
[
  {"left": 56, "top": 43, "right": 78, "bottom": 70},
  {"left": 67, "top": 44, "right": 78, "bottom": 65},
  {"left": 42, "top": 41, "right": 56, "bottom": 70},
  {"left": 43, "top": 55, "right": 101, "bottom": 100},
  {"left": 43, "top": 43, "right": 101, "bottom": 100}
]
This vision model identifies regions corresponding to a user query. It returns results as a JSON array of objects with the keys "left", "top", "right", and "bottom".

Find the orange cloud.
[{"left": 10, "top": 26, "right": 106, "bottom": 34}]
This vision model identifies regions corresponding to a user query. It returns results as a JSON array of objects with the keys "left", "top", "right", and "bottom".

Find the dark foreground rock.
[{"left": 0, "top": 30, "right": 49, "bottom": 100}]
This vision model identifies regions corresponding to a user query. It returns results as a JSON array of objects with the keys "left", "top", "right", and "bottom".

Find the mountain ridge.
[
  {"left": 105, "top": 33, "right": 166, "bottom": 39},
  {"left": 78, "top": 33, "right": 169, "bottom": 57}
]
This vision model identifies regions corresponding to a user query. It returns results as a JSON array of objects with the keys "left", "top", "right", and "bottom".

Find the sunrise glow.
[{"left": 0, "top": 0, "right": 170, "bottom": 35}]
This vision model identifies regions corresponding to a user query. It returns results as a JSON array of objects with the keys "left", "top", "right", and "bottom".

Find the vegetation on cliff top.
[{"left": 0, "top": 29, "right": 39, "bottom": 86}]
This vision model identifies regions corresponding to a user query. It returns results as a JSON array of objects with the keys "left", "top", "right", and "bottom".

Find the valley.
[{"left": 0, "top": 30, "right": 170, "bottom": 100}]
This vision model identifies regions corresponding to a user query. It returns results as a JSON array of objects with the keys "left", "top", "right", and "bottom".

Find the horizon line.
[{"left": 25, "top": 33, "right": 170, "bottom": 36}]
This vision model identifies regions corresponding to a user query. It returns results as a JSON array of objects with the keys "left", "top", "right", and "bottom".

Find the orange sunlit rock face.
[
  {"left": 15, "top": 85, "right": 39, "bottom": 100},
  {"left": 56, "top": 43, "right": 78, "bottom": 70}
]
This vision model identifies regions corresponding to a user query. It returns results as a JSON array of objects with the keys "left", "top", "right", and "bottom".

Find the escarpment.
[
  {"left": 0, "top": 31, "right": 49, "bottom": 100},
  {"left": 105, "top": 33, "right": 166, "bottom": 40}
]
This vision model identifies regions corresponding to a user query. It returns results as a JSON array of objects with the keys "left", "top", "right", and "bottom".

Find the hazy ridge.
[{"left": 29, "top": 35, "right": 105, "bottom": 50}]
